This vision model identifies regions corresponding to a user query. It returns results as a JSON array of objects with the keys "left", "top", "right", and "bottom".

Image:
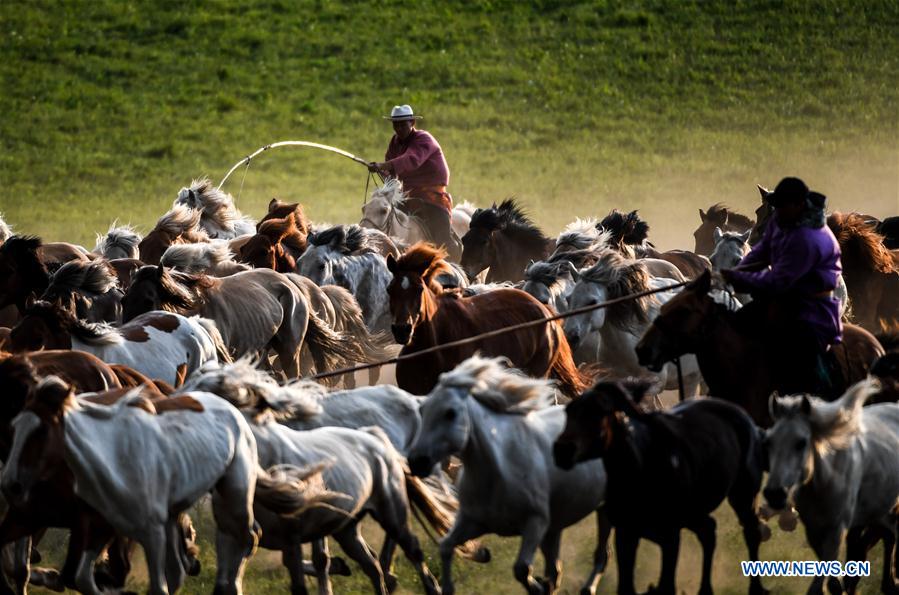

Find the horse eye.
[
  {"left": 794, "top": 438, "right": 807, "bottom": 451},
  {"left": 444, "top": 409, "right": 456, "bottom": 422}
]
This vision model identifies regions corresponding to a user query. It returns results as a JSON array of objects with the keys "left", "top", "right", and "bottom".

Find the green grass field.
[{"left": 2, "top": 0, "right": 897, "bottom": 593}]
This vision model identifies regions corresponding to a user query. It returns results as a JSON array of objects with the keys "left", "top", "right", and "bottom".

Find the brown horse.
[
  {"left": 259, "top": 198, "right": 310, "bottom": 230},
  {"left": 693, "top": 203, "right": 754, "bottom": 256},
  {"left": 827, "top": 212, "right": 898, "bottom": 331},
  {"left": 635, "top": 270, "right": 884, "bottom": 426},
  {"left": 600, "top": 210, "right": 710, "bottom": 279},
  {"left": 387, "top": 243, "right": 589, "bottom": 397},
  {"left": 460, "top": 199, "right": 554, "bottom": 282},
  {"left": 0, "top": 351, "right": 126, "bottom": 594},
  {"left": 138, "top": 205, "right": 209, "bottom": 265},
  {"left": 239, "top": 214, "right": 308, "bottom": 272},
  {"left": 0, "top": 236, "right": 50, "bottom": 315}
]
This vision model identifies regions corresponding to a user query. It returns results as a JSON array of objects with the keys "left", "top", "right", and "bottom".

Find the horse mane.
[
  {"left": 160, "top": 241, "right": 236, "bottom": 274},
  {"left": 24, "top": 300, "right": 123, "bottom": 345},
  {"left": 704, "top": 203, "right": 754, "bottom": 229},
  {"left": 775, "top": 379, "right": 880, "bottom": 455},
  {"left": 470, "top": 199, "right": 549, "bottom": 244},
  {"left": 175, "top": 177, "right": 252, "bottom": 233},
  {"left": 0, "top": 213, "right": 14, "bottom": 244},
  {"left": 524, "top": 260, "right": 566, "bottom": 287},
  {"left": 93, "top": 223, "right": 142, "bottom": 259},
  {"left": 827, "top": 212, "right": 894, "bottom": 274},
  {"left": 369, "top": 178, "right": 407, "bottom": 208},
  {"left": 45, "top": 260, "right": 119, "bottom": 298},
  {"left": 0, "top": 235, "right": 50, "bottom": 288},
  {"left": 257, "top": 216, "right": 308, "bottom": 254},
  {"left": 600, "top": 209, "right": 651, "bottom": 246},
  {"left": 436, "top": 355, "right": 556, "bottom": 414},
  {"left": 555, "top": 219, "right": 612, "bottom": 252},
  {"left": 131, "top": 266, "right": 211, "bottom": 310},
  {"left": 153, "top": 205, "right": 206, "bottom": 239},
  {"left": 579, "top": 249, "right": 654, "bottom": 330},
  {"left": 308, "top": 224, "right": 373, "bottom": 255},
  {"left": 395, "top": 243, "right": 454, "bottom": 288}
]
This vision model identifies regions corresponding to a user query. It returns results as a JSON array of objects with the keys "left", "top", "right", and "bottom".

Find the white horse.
[
  {"left": 174, "top": 177, "right": 255, "bottom": 239},
  {"left": 1, "top": 378, "right": 328, "bottom": 595},
  {"left": 451, "top": 200, "right": 477, "bottom": 241},
  {"left": 212, "top": 383, "right": 442, "bottom": 595},
  {"left": 563, "top": 248, "right": 704, "bottom": 397},
  {"left": 407, "top": 355, "right": 611, "bottom": 595},
  {"left": 360, "top": 178, "right": 429, "bottom": 246},
  {"left": 93, "top": 222, "right": 142, "bottom": 260},
  {"left": 764, "top": 380, "right": 899, "bottom": 594},
  {"left": 296, "top": 225, "right": 393, "bottom": 332},
  {"left": 11, "top": 300, "right": 224, "bottom": 385}
]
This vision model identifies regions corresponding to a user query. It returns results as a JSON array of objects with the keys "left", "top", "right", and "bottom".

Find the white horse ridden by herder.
[
  {"left": 763, "top": 379, "right": 899, "bottom": 595},
  {"left": 211, "top": 380, "right": 444, "bottom": 595},
  {"left": 0, "top": 377, "right": 330, "bottom": 595},
  {"left": 174, "top": 177, "right": 256, "bottom": 240},
  {"left": 563, "top": 248, "right": 705, "bottom": 398},
  {"left": 407, "top": 356, "right": 611, "bottom": 595}
]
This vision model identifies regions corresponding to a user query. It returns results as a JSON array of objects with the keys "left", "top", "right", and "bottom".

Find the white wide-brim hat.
[{"left": 383, "top": 104, "right": 423, "bottom": 121}]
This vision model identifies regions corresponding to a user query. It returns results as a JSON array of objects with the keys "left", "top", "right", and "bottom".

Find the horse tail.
[
  {"left": 550, "top": 321, "right": 594, "bottom": 399},
  {"left": 324, "top": 286, "right": 397, "bottom": 363},
  {"left": 304, "top": 310, "right": 365, "bottom": 382},
  {"left": 254, "top": 463, "right": 346, "bottom": 517},
  {"left": 195, "top": 317, "right": 233, "bottom": 364},
  {"left": 359, "top": 424, "right": 490, "bottom": 563}
]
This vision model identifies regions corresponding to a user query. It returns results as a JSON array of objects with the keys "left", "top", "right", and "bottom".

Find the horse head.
[
  {"left": 10, "top": 298, "right": 72, "bottom": 352},
  {"left": 553, "top": 378, "right": 650, "bottom": 470},
  {"left": 635, "top": 269, "right": 715, "bottom": 371},
  {"left": 0, "top": 352, "right": 40, "bottom": 459},
  {"left": 709, "top": 228, "right": 751, "bottom": 272},
  {"left": 121, "top": 265, "right": 197, "bottom": 322},
  {"left": 0, "top": 236, "right": 50, "bottom": 311},
  {"left": 460, "top": 204, "right": 501, "bottom": 279},
  {"left": 1, "top": 375, "right": 74, "bottom": 507},
  {"left": 749, "top": 185, "right": 774, "bottom": 246},
  {"left": 694, "top": 204, "right": 731, "bottom": 256},
  {"left": 386, "top": 243, "right": 447, "bottom": 345}
]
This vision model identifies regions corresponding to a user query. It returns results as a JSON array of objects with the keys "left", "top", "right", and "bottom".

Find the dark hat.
[{"left": 768, "top": 177, "right": 809, "bottom": 208}]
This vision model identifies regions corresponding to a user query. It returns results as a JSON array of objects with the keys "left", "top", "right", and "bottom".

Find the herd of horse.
[{"left": 0, "top": 175, "right": 896, "bottom": 594}]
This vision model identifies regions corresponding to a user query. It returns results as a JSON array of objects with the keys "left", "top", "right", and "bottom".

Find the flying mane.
[
  {"left": 469, "top": 199, "right": 550, "bottom": 244},
  {"left": 436, "top": 355, "right": 556, "bottom": 414}
]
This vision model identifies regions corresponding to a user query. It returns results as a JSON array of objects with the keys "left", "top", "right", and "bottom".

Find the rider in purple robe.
[{"left": 722, "top": 177, "right": 843, "bottom": 395}]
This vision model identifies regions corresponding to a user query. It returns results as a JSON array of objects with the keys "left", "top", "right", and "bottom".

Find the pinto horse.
[
  {"left": 460, "top": 199, "right": 554, "bottom": 282},
  {"left": 387, "top": 243, "right": 589, "bottom": 398},
  {"left": 635, "top": 270, "right": 884, "bottom": 426},
  {"left": 553, "top": 378, "right": 769, "bottom": 595}
]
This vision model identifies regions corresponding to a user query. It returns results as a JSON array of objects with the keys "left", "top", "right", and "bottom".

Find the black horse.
[{"left": 553, "top": 379, "right": 769, "bottom": 595}]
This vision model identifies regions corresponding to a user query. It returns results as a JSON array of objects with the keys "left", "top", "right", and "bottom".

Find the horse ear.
[
  {"left": 25, "top": 293, "right": 36, "bottom": 310},
  {"left": 757, "top": 184, "right": 771, "bottom": 200},
  {"left": 768, "top": 391, "right": 781, "bottom": 420},
  {"left": 386, "top": 254, "right": 397, "bottom": 273},
  {"left": 156, "top": 265, "right": 166, "bottom": 280},
  {"left": 800, "top": 395, "right": 812, "bottom": 415},
  {"left": 739, "top": 229, "right": 752, "bottom": 243},
  {"left": 699, "top": 208, "right": 707, "bottom": 222},
  {"left": 268, "top": 198, "right": 278, "bottom": 212},
  {"left": 713, "top": 227, "right": 723, "bottom": 243},
  {"left": 566, "top": 261, "right": 580, "bottom": 282}
]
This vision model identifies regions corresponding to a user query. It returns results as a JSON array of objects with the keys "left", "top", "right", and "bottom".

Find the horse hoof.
[
  {"left": 474, "top": 546, "right": 492, "bottom": 563},
  {"left": 777, "top": 509, "right": 799, "bottom": 532},
  {"left": 385, "top": 573, "right": 399, "bottom": 593},
  {"left": 759, "top": 522, "right": 772, "bottom": 542},
  {"left": 329, "top": 556, "right": 352, "bottom": 576},
  {"left": 29, "top": 568, "right": 63, "bottom": 592}
]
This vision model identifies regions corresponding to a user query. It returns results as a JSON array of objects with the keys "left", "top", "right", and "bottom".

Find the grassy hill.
[{"left": 1, "top": 0, "right": 896, "bottom": 249}]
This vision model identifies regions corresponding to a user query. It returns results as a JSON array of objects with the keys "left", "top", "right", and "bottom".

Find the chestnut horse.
[
  {"left": 239, "top": 214, "right": 308, "bottom": 272},
  {"left": 635, "top": 270, "right": 884, "bottom": 426},
  {"left": 693, "top": 203, "right": 754, "bottom": 256},
  {"left": 386, "top": 243, "right": 589, "bottom": 398},
  {"left": 138, "top": 205, "right": 209, "bottom": 265}
]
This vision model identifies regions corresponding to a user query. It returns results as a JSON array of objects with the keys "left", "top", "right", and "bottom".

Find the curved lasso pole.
[{"left": 218, "top": 141, "right": 379, "bottom": 189}]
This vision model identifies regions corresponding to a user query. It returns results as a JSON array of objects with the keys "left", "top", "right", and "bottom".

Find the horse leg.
[
  {"left": 212, "top": 454, "right": 260, "bottom": 595},
  {"left": 438, "top": 514, "right": 486, "bottom": 595},
  {"left": 281, "top": 541, "right": 309, "bottom": 595},
  {"left": 579, "top": 508, "right": 612, "bottom": 595},
  {"left": 9, "top": 538, "right": 29, "bottom": 595},
  {"left": 614, "top": 527, "right": 640, "bottom": 595},
  {"left": 653, "top": 528, "right": 681, "bottom": 595},
  {"left": 687, "top": 516, "right": 716, "bottom": 595},
  {"left": 728, "top": 455, "right": 769, "bottom": 595},
  {"left": 373, "top": 507, "right": 438, "bottom": 595},
  {"left": 163, "top": 518, "right": 188, "bottom": 593},
  {"left": 877, "top": 525, "right": 898, "bottom": 595},
  {"left": 843, "top": 526, "right": 878, "bottom": 594},
  {"left": 513, "top": 516, "right": 549, "bottom": 595},
  {"left": 333, "top": 523, "right": 388, "bottom": 595},
  {"left": 139, "top": 524, "right": 170, "bottom": 595},
  {"left": 807, "top": 525, "right": 844, "bottom": 595},
  {"left": 73, "top": 543, "right": 109, "bottom": 595},
  {"left": 377, "top": 537, "right": 399, "bottom": 593},
  {"left": 538, "top": 529, "right": 563, "bottom": 594},
  {"left": 311, "top": 539, "right": 333, "bottom": 595}
]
